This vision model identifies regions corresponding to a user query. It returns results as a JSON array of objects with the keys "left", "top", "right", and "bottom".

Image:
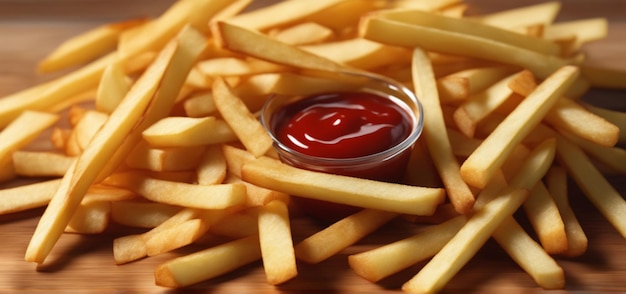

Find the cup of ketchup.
[{"left": 261, "top": 70, "right": 424, "bottom": 222}]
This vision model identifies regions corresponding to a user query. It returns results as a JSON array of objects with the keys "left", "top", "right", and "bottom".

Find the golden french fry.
[
  {"left": 113, "top": 208, "right": 199, "bottom": 264},
  {"left": 105, "top": 172, "right": 246, "bottom": 210},
  {"left": 212, "top": 77, "right": 273, "bottom": 157},
  {"left": 0, "top": 179, "right": 61, "bottom": 214},
  {"left": 524, "top": 182, "right": 568, "bottom": 254},
  {"left": 361, "top": 16, "right": 569, "bottom": 80},
  {"left": 143, "top": 116, "right": 237, "bottom": 147},
  {"left": 272, "top": 22, "right": 334, "bottom": 45},
  {"left": 582, "top": 103, "right": 626, "bottom": 144},
  {"left": 225, "top": 174, "right": 290, "bottom": 207},
  {"left": 472, "top": 1, "right": 561, "bottom": 30},
  {"left": 300, "top": 38, "right": 411, "bottom": 70},
  {"left": 117, "top": 0, "right": 230, "bottom": 60},
  {"left": 38, "top": 19, "right": 145, "bottom": 73},
  {"left": 0, "top": 111, "right": 59, "bottom": 165},
  {"left": 241, "top": 157, "right": 445, "bottom": 216},
  {"left": 545, "top": 165, "right": 588, "bottom": 257},
  {"left": 155, "top": 235, "right": 261, "bottom": 288},
  {"left": 12, "top": 151, "right": 75, "bottom": 177},
  {"left": 411, "top": 47, "right": 475, "bottom": 214},
  {"left": 196, "top": 145, "right": 227, "bottom": 185},
  {"left": 65, "top": 199, "right": 111, "bottom": 234},
  {"left": 547, "top": 98, "right": 620, "bottom": 147},
  {"left": 452, "top": 72, "right": 517, "bottom": 137},
  {"left": 392, "top": 0, "right": 461, "bottom": 11},
  {"left": 403, "top": 188, "right": 528, "bottom": 293},
  {"left": 212, "top": 21, "right": 350, "bottom": 73},
  {"left": 349, "top": 215, "right": 467, "bottom": 282},
  {"left": 226, "top": 0, "right": 344, "bottom": 31},
  {"left": 460, "top": 65, "right": 579, "bottom": 188},
  {"left": 183, "top": 91, "right": 217, "bottom": 118},
  {"left": 96, "top": 62, "right": 132, "bottom": 113},
  {"left": 26, "top": 27, "right": 208, "bottom": 263},
  {"left": 145, "top": 218, "right": 208, "bottom": 257},
  {"left": 258, "top": 200, "right": 297, "bottom": 285},
  {"left": 0, "top": 53, "right": 113, "bottom": 129},
  {"left": 555, "top": 135, "right": 626, "bottom": 237},
  {"left": 373, "top": 9, "right": 561, "bottom": 56},
  {"left": 295, "top": 209, "right": 397, "bottom": 264}
]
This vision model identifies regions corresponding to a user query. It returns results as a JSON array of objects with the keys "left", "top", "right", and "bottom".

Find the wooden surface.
[{"left": 0, "top": 0, "right": 625, "bottom": 293}]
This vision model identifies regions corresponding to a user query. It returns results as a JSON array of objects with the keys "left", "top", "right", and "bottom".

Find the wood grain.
[{"left": 0, "top": 0, "right": 625, "bottom": 293}]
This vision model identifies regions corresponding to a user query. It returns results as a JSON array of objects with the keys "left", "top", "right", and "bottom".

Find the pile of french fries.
[{"left": 1, "top": 0, "right": 625, "bottom": 292}]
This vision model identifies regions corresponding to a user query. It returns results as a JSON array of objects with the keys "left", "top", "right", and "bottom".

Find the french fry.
[
  {"left": 66, "top": 110, "right": 109, "bottom": 155},
  {"left": 12, "top": 151, "right": 75, "bottom": 178},
  {"left": 224, "top": 174, "right": 290, "bottom": 207},
  {"left": 183, "top": 91, "right": 217, "bottom": 118},
  {"left": 155, "top": 235, "right": 261, "bottom": 288},
  {"left": 472, "top": 1, "right": 561, "bottom": 30},
  {"left": 242, "top": 156, "right": 445, "bottom": 216},
  {"left": 0, "top": 53, "right": 113, "bottom": 129},
  {"left": 402, "top": 188, "right": 529, "bottom": 293},
  {"left": 555, "top": 135, "right": 626, "bottom": 237},
  {"left": 348, "top": 215, "right": 467, "bottom": 282},
  {"left": 544, "top": 18, "right": 609, "bottom": 46},
  {"left": 38, "top": 19, "right": 145, "bottom": 73},
  {"left": 411, "top": 47, "right": 475, "bottom": 214},
  {"left": 105, "top": 172, "right": 246, "bottom": 210},
  {"left": 0, "top": 179, "right": 61, "bottom": 214},
  {"left": 524, "top": 182, "right": 568, "bottom": 254},
  {"left": 117, "top": 0, "right": 230, "bottom": 60},
  {"left": 296, "top": 209, "right": 397, "bottom": 264},
  {"left": 226, "top": 0, "right": 344, "bottom": 31},
  {"left": 272, "top": 22, "right": 334, "bottom": 45},
  {"left": 460, "top": 65, "right": 579, "bottom": 188},
  {"left": 452, "top": 72, "right": 517, "bottom": 137},
  {"left": 547, "top": 98, "right": 620, "bottom": 147},
  {"left": 113, "top": 207, "right": 200, "bottom": 264},
  {"left": 196, "top": 145, "right": 228, "bottom": 185},
  {"left": 361, "top": 16, "right": 569, "bottom": 79},
  {"left": 300, "top": 38, "right": 411, "bottom": 70},
  {"left": 96, "top": 62, "right": 132, "bottom": 113},
  {"left": 373, "top": 9, "right": 561, "bottom": 56},
  {"left": 65, "top": 199, "right": 111, "bottom": 234},
  {"left": 143, "top": 116, "right": 237, "bottom": 147},
  {"left": 212, "top": 21, "right": 350, "bottom": 73},
  {"left": 212, "top": 77, "right": 273, "bottom": 157},
  {"left": 582, "top": 103, "right": 626, "bottom": 144},
  {"left": 0, "top": 111, "right": 59, "bottom": 166},
  {"left": 392, "top": 0, "right": 461, "bottom": 11},
  {"left": 545, "top": 165, "right": 588, "bottom": 257},
  {"left": 559, "top": 130, "right": 626, "bottom": 174},
  {"left": 145, "top": 218, "right": 208, "bottom": 257},
  {"left": 258, "top": 200, "right": 297, "bottom": 285},
  {"left": 26, "top": 27, "right": 208, "bottom": 263}
]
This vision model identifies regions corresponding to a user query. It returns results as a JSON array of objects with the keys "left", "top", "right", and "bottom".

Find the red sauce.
[
  {"left": 269, "top": 91, "right": 417, "bottom": 223},
  {"left": 273, "top": 92, "right": 413, "bottom": 160}
]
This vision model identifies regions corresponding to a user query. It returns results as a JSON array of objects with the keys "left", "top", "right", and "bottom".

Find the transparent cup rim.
[{"left": 260, "top": 70, "right": 424, "bottom": 167}]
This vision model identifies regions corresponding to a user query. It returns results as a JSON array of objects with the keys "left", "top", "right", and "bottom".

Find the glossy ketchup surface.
[{"left": 273, "top": 92, "right": 413, "bottom": 160}]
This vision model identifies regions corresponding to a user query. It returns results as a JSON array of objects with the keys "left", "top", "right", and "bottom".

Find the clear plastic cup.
[{"left": 260, "top": 70, "right": 424, "bottom": 221}]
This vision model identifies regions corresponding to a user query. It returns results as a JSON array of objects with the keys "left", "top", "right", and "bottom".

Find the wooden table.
[{"left": 0, "top": 0, "right": 625, "bottom": 293}]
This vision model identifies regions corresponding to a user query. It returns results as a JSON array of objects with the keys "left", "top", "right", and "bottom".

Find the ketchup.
[
  {"left": 273, "top": 92, "right": 413, "bottom": 160},
  {"left": 267, "top": 91, "right": 418, "bottom": 223}
]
